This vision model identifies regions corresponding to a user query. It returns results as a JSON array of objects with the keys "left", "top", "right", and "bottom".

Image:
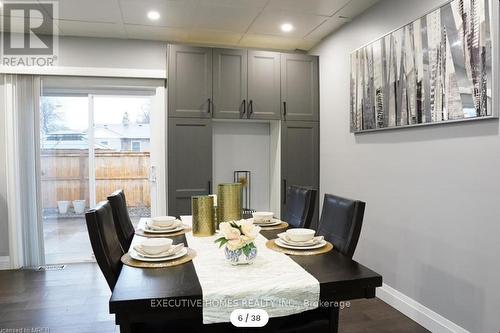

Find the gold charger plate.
[
  {"left": 121, "top": 248, "right": 196, "bottom": 268},
  {"left": 259, "top": 222, "right": 289, "bottom": 231},
  {"left": 266, "top": 239, "right": 333, "bottom": 256},
  {"left": 135, "top": 226, "right": 192, "bottom": 238}
]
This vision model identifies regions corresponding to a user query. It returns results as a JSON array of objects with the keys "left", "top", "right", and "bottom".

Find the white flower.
[
  {"left": 219, "top": 222, "right": 240, "bottom": 240},
  {"left": 239, "top": 219, "right": 261, "bottom": 240},
  {"left": 227, "top": 237, "right": 245, "bottom": 250}
]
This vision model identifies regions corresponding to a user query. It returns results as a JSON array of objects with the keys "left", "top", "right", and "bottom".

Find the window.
[
  {"left": 100, "top": 141, "right": 108, "bottom": 146},
  {"left": 131, "top": 141, "right": 141, "bottom": 152}
]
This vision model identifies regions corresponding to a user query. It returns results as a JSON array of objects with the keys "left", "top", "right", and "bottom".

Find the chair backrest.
[
  {"left": 317, "top": 194, "right": 366, "bottom": 258},
  {"left": 284, "top": 186, "right": 317, "bottom": 229},
  {"left": 85, "top": 201, "right": 124, "bottom": 291},
  {"left": 107, "top": 189, "right": 135, "bottom": 252}
]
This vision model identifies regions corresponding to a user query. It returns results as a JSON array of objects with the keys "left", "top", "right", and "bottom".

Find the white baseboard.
[
  {"left": 377, "top": 283, "right": 469, "bottom": 333},
  {"left": 0, "top": 256, "right": 10, "bottom": 270}
]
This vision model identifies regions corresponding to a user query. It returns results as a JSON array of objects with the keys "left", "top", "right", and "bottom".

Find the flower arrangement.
[{"left": 215, "top": 220, "right": 261, "bottom": 263}]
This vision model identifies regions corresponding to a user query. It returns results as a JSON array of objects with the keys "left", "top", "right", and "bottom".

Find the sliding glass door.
[{"left": 39, "top": 78, "right": 165, "bottom": 264}]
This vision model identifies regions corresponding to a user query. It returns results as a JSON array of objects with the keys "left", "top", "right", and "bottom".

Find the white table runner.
[{"left": 184, "top": 228, "right": 320, "bottom": 324}]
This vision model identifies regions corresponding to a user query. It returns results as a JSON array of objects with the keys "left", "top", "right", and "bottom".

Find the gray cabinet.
[
  {"left": 168, "top": 45, "right": 212, "bottom": 118},
  {"left": 168, "top": 118, "right": 212, "bottom": 217},
  {"left": 281, "top": 121, "right": 319, "bottom": 227},
  {"left": 213, "top": 48, "right": 248, "bottom": 119},
  {"left": 281, "top": 53, "right": 319, "bottom": 121},
  {"left": 247, "top": 50, "right": 281, "bottom": 120}
]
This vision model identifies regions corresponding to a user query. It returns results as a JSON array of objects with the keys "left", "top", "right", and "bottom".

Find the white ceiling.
[{"left": 0, "top": 0, "right": 380, "bottom": 51}]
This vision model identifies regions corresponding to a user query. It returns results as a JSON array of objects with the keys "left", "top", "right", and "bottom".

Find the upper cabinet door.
[
  {"left": 213, "top": 48, "right": 248, "bottom": 119},
  {"left": 168, "top": 45, "right": 212, "bottom": 118},
  {"left": 247, "top": 50, "right": 281, "bottom": 120},
  {"left": 281, "top": 54, "right": 319, "bottom": 121}
]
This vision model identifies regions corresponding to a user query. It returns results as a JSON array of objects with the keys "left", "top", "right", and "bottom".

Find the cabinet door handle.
[
  {"left": 248, "top": 100, "right": 253, "bottom": 118},
  {"left": 208, "top": 180, "right": 212, "bottom": 194},
  {"left": 283, "top": 179, "right": 287, "bottom": 204},
  {"left": 241, "top": 99, "right": 246, "bottom": 117},
  {"left": 207, "top": 98, "right": 211, "bottom": 114},
  {"left": 283, "top": 101, "right": 287, "bottom": 117}
]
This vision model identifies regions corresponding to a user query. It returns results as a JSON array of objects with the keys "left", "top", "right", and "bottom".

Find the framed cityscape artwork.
[{"left": 350, "top": 0, "right": 497, "bottom": 133}]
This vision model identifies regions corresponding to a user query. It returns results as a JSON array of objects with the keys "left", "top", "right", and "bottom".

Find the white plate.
[
  {"left": 275, "top": 238, "right": 327, "bottom": 250},
  {"left": 145, "top": 219, "right": 182, "bottom": 230},
  {"left": 277, "top": 233, "right": 324, "bottom": 247},
  {"left": 249, "top": 218, "right": 282, "bottom": 227},
  {"left": 278, "top": 238, "right": 322, "bottom": 247},
  {"left": 129, "top": 247, "right": 188, "bottom": 262},
  {"left": 141, "top": 225, "right": 185, "bottom": 234}
]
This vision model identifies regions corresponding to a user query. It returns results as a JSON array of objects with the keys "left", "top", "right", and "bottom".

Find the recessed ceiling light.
[
  {"left": 280, "top": 23, "right": 294, "bottom": 32},
  {"left": 147, "top": 11, "right": 160, "bottom": 21}
]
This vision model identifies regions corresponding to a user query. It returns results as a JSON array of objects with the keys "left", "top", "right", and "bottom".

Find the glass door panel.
[
  {"left": 93, "top": 96, "right": 153, "bottom": 227},
  {"left": 40, "top": 96, "right": 92, "bottom": 264}
]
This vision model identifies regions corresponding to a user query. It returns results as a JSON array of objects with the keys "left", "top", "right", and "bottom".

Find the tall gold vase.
[
  {"left": 217, "top": 183, "right": 242, "bottom": 226},
  {"left": 192, "top": 196, "right": 215, "bottom": 237}
]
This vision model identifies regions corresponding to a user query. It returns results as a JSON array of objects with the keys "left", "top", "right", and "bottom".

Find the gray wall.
[
  {"left": 57, "top": 36, "right": 167, "bottom": 71},
  {"left": 310, "top": 0, "right": 500, "bottom": 332},
  {"left": 0, "top": 77, "right": 10, "bottom": 257}
]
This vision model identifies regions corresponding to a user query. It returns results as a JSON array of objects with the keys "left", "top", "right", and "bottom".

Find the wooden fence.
[{"left": 40, "top": 150, "right": 150, "bottom": 209}]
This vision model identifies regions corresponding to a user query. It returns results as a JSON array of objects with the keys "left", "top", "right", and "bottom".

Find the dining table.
[{"left": 110, "top": 219, "right": 383, "bottom": 333}]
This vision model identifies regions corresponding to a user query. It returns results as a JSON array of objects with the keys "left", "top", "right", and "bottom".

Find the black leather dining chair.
[
  {"left": 317, "top": 193, "right": 366, "bottom": 258},
  {"left": 108, "top": 189, "right": 135, "bottom": 252},
  {"left": 283, "top": 186, "right": 317, "bottom": 229},
  {"left": 85, "top": 201, "right": 124, "bottom": 291},
  {"left": 276, "top": 194, "right": 367, "bottom": 333}
]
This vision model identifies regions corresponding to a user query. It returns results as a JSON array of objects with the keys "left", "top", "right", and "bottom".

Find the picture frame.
[{"left": 350, "top": 0, "right": 499, "bottom": 133}]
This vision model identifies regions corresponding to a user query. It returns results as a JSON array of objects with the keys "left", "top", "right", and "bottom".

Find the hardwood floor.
[
  {"left": 339, "top": 300, "right": 429, "bottom": 333},
  {"left": 0, "top": 263, "right": 429, "bottom": 333}
]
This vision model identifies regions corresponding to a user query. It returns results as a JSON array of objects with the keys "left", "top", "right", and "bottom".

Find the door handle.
[
  {"left": 283, "top": 101, "right": 287, "bottom": 118},
  {"left": 241, "top": 99, "right": 246, "bottom": 117},
  {"left": 208, "top": 180, "right": 212, "bottom": 194},
  {"left": 283, "top": 179, "right": 287, "bottom": 204},
  {"left": 149, "top": 166, "right": 157, "bottom": 183},
  {"left": 207, "top": 98, "right": 211, "bottom": 114},
  {"left": 248, "top": 100, "right": 253, "bottom": 118}
]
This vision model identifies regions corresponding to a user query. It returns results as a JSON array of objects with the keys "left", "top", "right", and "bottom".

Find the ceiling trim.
[{"left": 0, "top": 66, "right": 166, "bottom": 79}]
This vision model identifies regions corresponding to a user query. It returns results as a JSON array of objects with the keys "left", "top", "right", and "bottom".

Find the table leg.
[{"left": 329, "top": 306, "right": 339, "bottom": 333}]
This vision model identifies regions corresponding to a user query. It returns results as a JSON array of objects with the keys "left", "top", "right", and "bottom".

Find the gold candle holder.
[
  {"left": 217, "top": 183, "right": 242, "bottom": 226},
  {"left": 192, "top": 196, "right": 215, "bottom": 237}
]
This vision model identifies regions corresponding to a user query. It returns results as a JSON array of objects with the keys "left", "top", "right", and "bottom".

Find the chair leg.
[
  {"left": 119, "top": 324, "right": 130, "bottom": 333},
  {"left": 329, "top": 306, "right": 339, "bottom": 333}
]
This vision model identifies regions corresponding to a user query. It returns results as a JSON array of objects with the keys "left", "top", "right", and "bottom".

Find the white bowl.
[
  {"left": 286, "top": 228, "right": 316, "bottom": 242},
  {"left": 140, "top": 238, "right": 173, "bottom": 255},
  {"left": 151, "top": 216, "right": 176, "bottom": 228},
  {"left": 252, "top": 211, "right": 274, "bottom": 223}
]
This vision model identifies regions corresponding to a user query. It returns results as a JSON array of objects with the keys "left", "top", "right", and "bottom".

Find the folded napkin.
[
  {"left": 277, "top": 233, "right": 324, "bottom": 246},
  {"left": 251, "top": 218, "right": 277, "bottom": 225},
  {"left": 133, "top": 243, "right": 184, "bottom": 257}
]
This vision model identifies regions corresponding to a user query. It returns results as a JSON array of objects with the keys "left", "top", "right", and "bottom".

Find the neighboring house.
[
  {"left": 94, "top": 123, "right": 150, "bottom": 152},
  {"left": 42, "top": 124, "right": 150, "bottom": 152},
  {"left": 42, "top": 131, "right": 110, "bottom": 150}
]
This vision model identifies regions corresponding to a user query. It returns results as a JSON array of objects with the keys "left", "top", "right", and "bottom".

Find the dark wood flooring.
[{"left": 0, "top": 263, "right": 429, "bottom": 333}]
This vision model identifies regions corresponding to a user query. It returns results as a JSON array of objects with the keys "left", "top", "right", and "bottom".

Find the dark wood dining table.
[{"left": 110, "top": 229, "right": 382, "bottom": 333}]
